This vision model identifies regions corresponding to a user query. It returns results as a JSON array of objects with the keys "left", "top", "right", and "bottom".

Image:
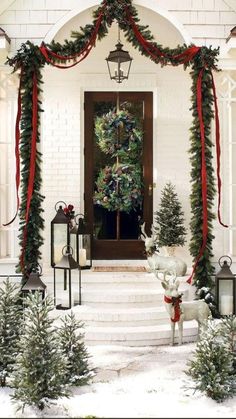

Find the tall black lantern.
[
  {"left": 54, "top": 245, "right": 79, "bottom": 310},
  {"left": 215, "top": 255, "right": 236, "bottom": 316},
  {"left": 106, "top": 26, "right": 132, "bottom": 84},
  {"left": 70, "top": 214, "right": 92, "bottom": 270},
  {"left": 51, "top": 201, "right": 70, "bottom": 267},
  {"left": 21, "top": 263, "right": 46, "bottom": 303}
]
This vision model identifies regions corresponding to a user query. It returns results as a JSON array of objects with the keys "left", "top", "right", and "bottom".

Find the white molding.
[{"left": 43, "top": 0, "right": 192, "bottom": 45}]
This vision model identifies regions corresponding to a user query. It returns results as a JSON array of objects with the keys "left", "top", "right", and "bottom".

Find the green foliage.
[
  {"left": 186, "top": 317, "right": 236, "bottom": 402},
  {"left": 189, "top": 64, "right": 216, "bottom": 289},
  {"left": 58, "top": 312, "right": 95, "bottom": 387},
  {"left": 0, "top": 278, "right": 22, "bottom": 387},
  {"left": 11, "top": 292, "right": 69, "bottom": 411},
  {"left": 154, "top": 182, "right": 187, "bottom": 248}
]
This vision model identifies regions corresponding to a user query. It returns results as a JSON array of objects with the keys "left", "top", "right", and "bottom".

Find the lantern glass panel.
[
  {"left": 70, "top": 232, "right": 77, "bottom": 261},
  {"left": 51, "top": 224, "right": 69, "bottom": 266},
  {"left": 218, "top": 279, "right": 234, "bottom": 315},
  {"left": 77, "top": 233, "right": 91, "bottom": 268},
  {"left": 54, "top": 268, "right": 72, "bottom": 309}
]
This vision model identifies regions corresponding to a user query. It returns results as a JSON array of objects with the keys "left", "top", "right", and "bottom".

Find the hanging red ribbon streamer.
[
  {"left": 20, "top": 70, "right": 38, "bottom": 271},
  {"left": 210, "top": 70, "right": 228, "bottom": 228},
  {"left": 187, "top": 68, "right": 208, "bottom": 284},
  {"left": 3, "top": 67, "right": 23, "bottom": 227}
]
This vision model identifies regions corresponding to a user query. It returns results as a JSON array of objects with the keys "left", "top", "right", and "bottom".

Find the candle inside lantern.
[
  {"left": 220, "top": 295, "right": 233, "bottom": 315},
  {"left": 79, "top": 248, "right": 87, "bottom": 267}
]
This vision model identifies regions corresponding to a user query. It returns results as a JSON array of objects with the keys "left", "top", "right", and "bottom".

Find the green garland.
[
  {"left": 189, "top": 52, "right": 217, "bottom": 289},
  {"left": 5, "top": 0, "right": 220, "bottom": 290}
]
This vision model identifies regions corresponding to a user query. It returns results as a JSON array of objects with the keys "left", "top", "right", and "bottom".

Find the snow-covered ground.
[{"left": 0, "top": 342, "right": 235, "bottom": 418}]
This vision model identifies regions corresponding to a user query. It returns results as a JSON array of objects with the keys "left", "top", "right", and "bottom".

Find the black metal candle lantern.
[
  {"left": 215, "top": 255, "right": 236, "bottom": 316},
  {"left": 70, "top": 213, "right": 92, "bottom": 270},
  {"left": 53, "top": 245, "right": 79, "bottom": 310},
  {"left": 51, "top": 201, "right": 70, "bottom": 267},
  {"left": 106, "top": 25, "right": 132, "bottom": 84},
  {"left": 21, "top": 263, "right": 46, "bottom": 302}
]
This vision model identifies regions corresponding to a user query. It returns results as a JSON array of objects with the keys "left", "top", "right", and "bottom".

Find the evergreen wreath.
[
  {"left": 94, "top": 164, "right": 143, "bottom": 213},
  {"left": 95, "top": 108, "right": 142, "bottom": 161}
]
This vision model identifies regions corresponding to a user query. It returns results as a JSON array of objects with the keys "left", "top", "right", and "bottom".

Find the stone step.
[
  {"left": 81, "top": 272, "right": 160, "bottom": 289},
  {"left": 78, "top": 289, "right": 165, "bottom": 308},
  {"left": 84, "top": 321, "right": 198, "bottom": 346},
  {"left": 71, "top": 305, "right": 169, "bottom": 327}
]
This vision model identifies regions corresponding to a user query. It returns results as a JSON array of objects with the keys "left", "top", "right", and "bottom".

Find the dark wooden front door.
[{"left": 84, "top": 91, "right": 153, "bottom": 259}]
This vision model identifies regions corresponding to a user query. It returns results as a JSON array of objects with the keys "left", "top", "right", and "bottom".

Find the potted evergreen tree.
[{"left": 154, "top": 182, "right": 187, "bottom": 256}]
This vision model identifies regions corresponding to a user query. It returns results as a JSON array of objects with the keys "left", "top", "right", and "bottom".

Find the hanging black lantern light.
[
  {"left": 21, "top": 263, "right": 46, "bottom": 303},
  {"left": 51, "top": 201, "right": 70, "bottom": 267},
  {"left": 70, "top": 213, "right": 92, "bottom": 270},
  {"left": 215, "top": 255, "right": 236, "bottom": 316},
  {"left": 54, "top": 245, "right": 79, "bottom": 310},
  {"left": 106, "top": 25, "right": 132, "bottom": 84}
]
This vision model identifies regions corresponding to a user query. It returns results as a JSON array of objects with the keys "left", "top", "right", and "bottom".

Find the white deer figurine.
[
  {"left": 157, "top": 270, "right": 211, "bottom": 345},
  {"left": 140, "top": 222, "right": 187, "bottom": 277}
]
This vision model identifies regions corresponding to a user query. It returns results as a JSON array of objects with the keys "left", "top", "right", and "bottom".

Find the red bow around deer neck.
[{"left": 164, "top": 295, "right": 182, "bottom": 323}]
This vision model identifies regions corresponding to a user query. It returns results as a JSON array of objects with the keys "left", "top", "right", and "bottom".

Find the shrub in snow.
[
  {"left": 0, "top": 278, "right": 22, "bottom": 386},
  {"left": 11, "top": 292, "right": 69, "bottom": 411},
  {"left": 58, "top": 312, "right": 95, "bottom": 386},
  {"left": 186, "top": 316, "right": 236, "bottom": 402}
]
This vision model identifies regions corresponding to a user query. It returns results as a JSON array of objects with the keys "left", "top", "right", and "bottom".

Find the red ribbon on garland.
[
  {"left": 39, "top": 7, "right": 104, "bottom": 69},
  {"left": 126, "top": 8, "right": 201, "bottom": 65},
  {"left": 187, "top": 68, "right": 208, "bottom": 284},
  {"left": 20, "top": 70, "right": 38, "bottom": 271}
]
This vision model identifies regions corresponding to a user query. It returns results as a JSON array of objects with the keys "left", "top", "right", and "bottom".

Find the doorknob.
[{"left": 148, "top": 183, "right": 156, "bottom": 196}]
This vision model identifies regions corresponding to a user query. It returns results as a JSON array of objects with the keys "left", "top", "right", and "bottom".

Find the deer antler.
[{"left": 163, "top": 269, "right": 177, "bottom": 284}]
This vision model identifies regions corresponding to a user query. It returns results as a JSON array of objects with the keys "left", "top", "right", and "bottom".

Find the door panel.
[{"left": 84, "top": 91, "right": 153, "bottom": 259}]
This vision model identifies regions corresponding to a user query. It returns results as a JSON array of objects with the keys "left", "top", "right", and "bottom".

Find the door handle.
[
  {"left": 148, "top": 184, "right": 153, "bottom": 196},
  {"left": 148, "top": 183, "right": 156, "bottom": 196}
]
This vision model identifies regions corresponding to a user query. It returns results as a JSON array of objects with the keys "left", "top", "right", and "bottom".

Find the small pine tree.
[
  {"left": 186, "top": 317, "right": 236, "bottom": 402},
  {"left": 58, "top": 312, "right": 95, "bottom": 387},
  {"left": 154, "top": 182, "right": 187, "bottom": 248},
  {"left": 0, "top": 278, "right": 22, "bottom": 387},
  {"left": 11, "top": 292, "right": 69, "bottom": 411}
]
